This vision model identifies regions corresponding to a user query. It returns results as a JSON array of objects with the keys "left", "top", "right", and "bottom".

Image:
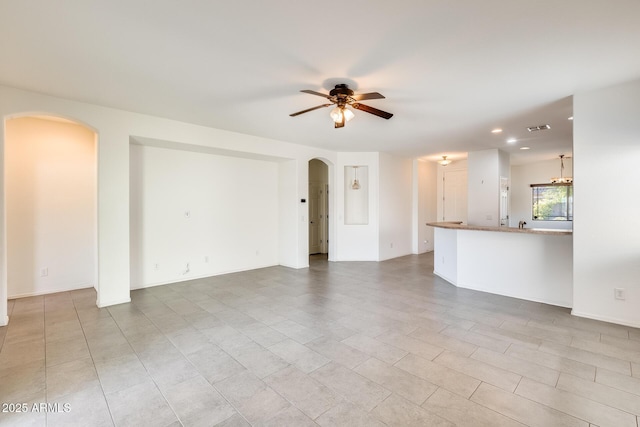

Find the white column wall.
[
  {"left": 467, "top": 149, "right": 500, "bottom": 227},
  {"left": 335, "top": 152, "right": 379, "bottom": 261},
  {"left": 573, "top": 78, "right": 640, "bottom": 328},
  {"left": 379, "top": 152, "right": 413, "bottom": 261},
  {"left": 413, "top": 159, "right": 437, "bottom": 253}
]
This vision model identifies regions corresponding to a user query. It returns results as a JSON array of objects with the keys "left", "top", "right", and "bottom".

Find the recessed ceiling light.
[
  {"left": 491, "top": 128, "right": 503, "bottom": 133},
  {"left": 507, "top": 138, "right": 517, "bottom": 143},
  {"left": 568, "top": 116, "right": 573, "bottom": 120},
  {"left": 520, "top": 146, "right": 530, "bottom": 150}
]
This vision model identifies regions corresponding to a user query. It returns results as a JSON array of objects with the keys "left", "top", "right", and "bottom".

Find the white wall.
[
  {"left": 278, "top": 159, "right": 299, "bottom": 268},
  {"left": 129, "top": 144, "right": 279, "bottom": 288},
  {"left": 0, "top": 84, "right": 337, "bottom": 324},
  {"left": 379, "top": 153, "right": 413, "bottom": 261},
  {"left": 413, "top": 159, "right": 437, "bottom": 253},
  {"left": 510, "top": 158, "right": 573, "bottom": 230},
  {"left": 467, "top": 149, "right": 502, "bottom": 227},
  {"left": 573, "top": 78, "right": 640, "bottom": 328},
  {"left": 6, "top": 117, "right": 96, "bottom": 298},
  {"left": 335, "top": 152, "right": 379, "bottom": 261}
]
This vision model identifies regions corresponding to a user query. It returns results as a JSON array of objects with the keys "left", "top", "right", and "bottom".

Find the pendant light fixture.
[
  {"left": 550, "top": 154, "right": 573, "bottom": 184},
  {"left": 438, "top": 155, "right": 452, "bottom": 166},
  {"left": 351, "top": 166, "right": 361, "bottom": 190}
]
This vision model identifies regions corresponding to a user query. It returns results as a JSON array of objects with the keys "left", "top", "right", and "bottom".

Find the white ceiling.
[{"left": 2, "top": 1, "right": 640, "bottom": 165}]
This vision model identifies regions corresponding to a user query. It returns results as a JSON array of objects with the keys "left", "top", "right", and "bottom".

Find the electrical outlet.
[
  {"left": 41, "top": 268, "right": 48, "bottom": 277},
  {"left": 614, "top": 288, "right": 626, "bottom": 300},
  {"left": 204, "top": 256, "right": 209, "bottom": 263},
  {"left": 154, "top": 263, "right": 159, "bottom": 270},
  {"left": 390, "top": 243, "right": 394, "bottom": 248}
]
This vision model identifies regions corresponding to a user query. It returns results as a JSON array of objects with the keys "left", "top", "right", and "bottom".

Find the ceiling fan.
[{"left": 290, "top": 84, "right": 393, "bottom": 128}]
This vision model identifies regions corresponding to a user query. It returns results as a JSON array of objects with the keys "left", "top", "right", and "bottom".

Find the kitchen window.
[{"left": 531, "top": 183, "right": 573, "bottom": 221}]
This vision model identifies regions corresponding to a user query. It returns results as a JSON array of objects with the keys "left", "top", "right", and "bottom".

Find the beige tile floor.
[{"left": 1, "top": 253, "right": 639, "bottom": 426}]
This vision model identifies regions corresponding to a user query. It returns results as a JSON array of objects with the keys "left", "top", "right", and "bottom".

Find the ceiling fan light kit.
[
  {"left": 290, "top": 84, "right": 393, "bottom": 128},
  {"left": 330, "top": 106, "right": 354, "bottom": 125}
]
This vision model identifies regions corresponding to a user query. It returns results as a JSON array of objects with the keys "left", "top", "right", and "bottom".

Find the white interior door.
[
  {"left": 443, "top": 169, "right": 468, "bottom": 223},
  {"left": 321, "top": 184, "right": 328, "bottom": 254},
  {"left": 309, "top": 182, "right": 322, "bottom": 254}
]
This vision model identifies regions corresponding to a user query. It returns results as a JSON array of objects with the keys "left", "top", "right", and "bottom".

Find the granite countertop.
[{"left": 426, "top": 222, "right": 573, "bottom": 235}]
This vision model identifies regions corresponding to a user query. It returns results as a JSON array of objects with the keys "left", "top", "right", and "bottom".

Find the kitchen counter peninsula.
[
  {"left": 427, "top": 222, "right": 573, "bottom": 307},
  {"left": 426, "top": 221, "right": 572, "bottom": 235}
]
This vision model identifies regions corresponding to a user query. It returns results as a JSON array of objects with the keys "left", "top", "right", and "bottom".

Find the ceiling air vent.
[{"left": 527, "top": 124, "right": 551, "bottom": 132}]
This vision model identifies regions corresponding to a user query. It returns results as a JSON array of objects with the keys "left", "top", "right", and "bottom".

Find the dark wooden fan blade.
[
  {"left": 289, "top": 104, "right": 332, "bottom": 117},
  {"left": 301, "top": 89, "right": 332, "bottom": 99},
  {"left": 351, "top": 92, "right": 385, "bottom": 101},
  {"left": 353, "top": 103, "right": 393, "bottom": 119}
]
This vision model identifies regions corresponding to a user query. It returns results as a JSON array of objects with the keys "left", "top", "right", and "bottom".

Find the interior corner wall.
[
  {"left": 6, "top": 117, "right": 96, "bottom": 298},
  {"left": 510, "top": 158, "right": 573, "bottom": 230},
  {"left": 572, "top": 78, "right": 640, "bottom": 328},
  {"left": 129, "top": 144, "right": 279, "bottom": 288},
  {"left": 467, "top": 149, "right": 500, "bottom": 226},
  {"left": 278, "top": 159, "right": 299, "bottom": 268},
  {"left": 378, "top": 153, "right": 413, "bottom": 261},
  {"left": 413, "top": 159, "right": 437, "bottom": 253}
]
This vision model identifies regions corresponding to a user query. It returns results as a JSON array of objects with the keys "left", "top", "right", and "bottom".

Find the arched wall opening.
[
  {"left": 3, "top": 114, "right": 98, "bottom": 306},
  {"left": 308, "top": 157, "right": 334, "bottom": 262}
]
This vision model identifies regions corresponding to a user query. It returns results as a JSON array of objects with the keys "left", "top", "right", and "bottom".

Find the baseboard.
[
  {"left": 1, "top": 315, "right": 8, "bottom": 327},
  {"left": 130, "top": 263, "right": 279, "bottom": 290},
  {"left": 8, "top": 283, "right": 94, "bottom": 299},
  {"left": 571, "top": 310, "right": 640, "bottom": 329},
  {"left": 97, "top": 296, "right": 131, "bottom": 308},
  {"left": 432, "top": 269, "right": 457, "bottom": 286},
  {"left": 457, "top": 280, "right": 572, "bottom": 309}
]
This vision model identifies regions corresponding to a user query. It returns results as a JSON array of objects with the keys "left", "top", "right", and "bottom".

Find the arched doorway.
[
  {"left": 308, "top": 159, "right": 330, "bottom": 261},
  {"left": 4, "top": 114, "right": 98, "bottom": 307}
]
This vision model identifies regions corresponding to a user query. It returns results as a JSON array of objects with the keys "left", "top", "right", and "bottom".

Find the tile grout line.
[
  {"left": 74, "top": 296, "right": 117, "bottom": 427},
  {"left": 129, "top": 295, "right": 255, "bottom": 427}
]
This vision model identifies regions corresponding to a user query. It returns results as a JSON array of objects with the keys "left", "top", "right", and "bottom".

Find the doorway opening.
[
  {"left": 308, "top": 159, "right": 329, "bottom": 261},
  {"left": 4, "top": 115, "right": 98, "bottom": 303}
]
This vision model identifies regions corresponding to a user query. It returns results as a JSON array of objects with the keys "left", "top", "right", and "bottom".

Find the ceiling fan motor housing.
[{"left": 329, "top": 84, "right": 354, "bottom": 99}]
